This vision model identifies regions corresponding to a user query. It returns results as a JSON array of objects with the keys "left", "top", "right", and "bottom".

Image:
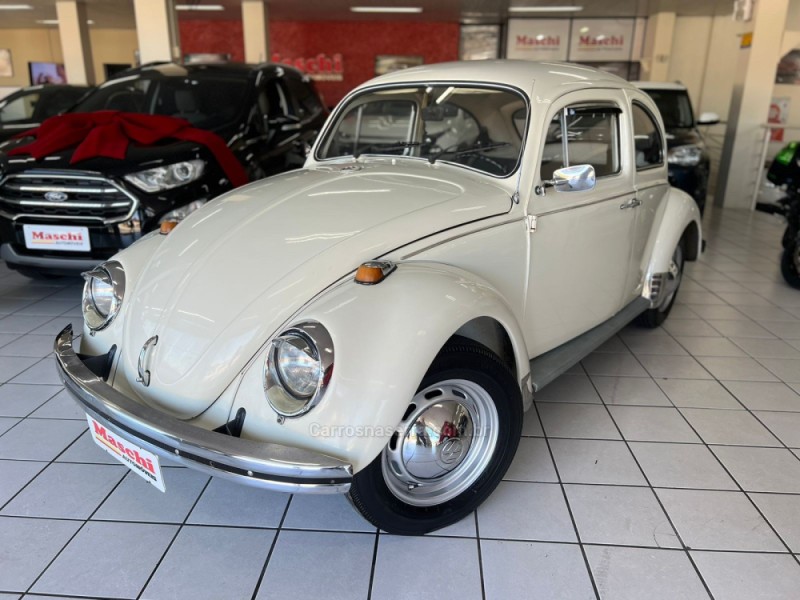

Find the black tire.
[
  {"left": 782, "top": 225, "right": 798, "bottom": 250},
  {"left": 348, "top": 337, "right": 522, "bottom": 535},
  {"left": 781, "top": 239, "right": 800, "bottom": 289},
  {"left": 636, "top": 236, "right": 686, "bottom": 328}
]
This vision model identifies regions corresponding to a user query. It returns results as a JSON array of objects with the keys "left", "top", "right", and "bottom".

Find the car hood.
[
  {"left": 120, "top": 160, "right": 512, "bottom": 418},
  {"left": 664, "top": 128, "right": 702, "bottom": 150}
]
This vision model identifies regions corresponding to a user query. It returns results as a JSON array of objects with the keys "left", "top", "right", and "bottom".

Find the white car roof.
[
  {"left": 631, "top": 81, "right": 687, "bottom": 91},
  {"left": 353, "top": 60, "right": 639, "bottom": 102}
]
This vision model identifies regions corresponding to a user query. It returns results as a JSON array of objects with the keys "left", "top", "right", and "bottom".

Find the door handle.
[{"left": 620, "top": 198, "right": 641, "bottom": 210}]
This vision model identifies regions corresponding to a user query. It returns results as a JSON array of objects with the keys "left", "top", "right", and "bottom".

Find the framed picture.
[
  {"left": 0, "top": 49, "right": 12, "bottom": 78},
  {"left": 374, "top": 55, "right": 423, "bottom": 76},
  {"left": 461, "top": 24, "right": 501, "bottom": 61}
]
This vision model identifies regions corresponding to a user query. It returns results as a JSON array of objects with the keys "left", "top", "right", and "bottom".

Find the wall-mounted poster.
[
  {"left": 375, "top": 55, "right": 423, "bottom": 76},
  {"left": 29, "top": 62, "right": 66, "bottom": 84},
  {"left": 0, "top": 50, "right": 12, "bottom": 77},
  {"left": 506, "top": 19, "right": 569, "bottom": 61},
  {"left": 769, "top": 97, "right": 790, "bottom": 142},
  {"left": 460, "top": 25, "right": 500, "bottom": 61},
  {"left": 568, "top": 19, "right": 635, "bottom": 62}
]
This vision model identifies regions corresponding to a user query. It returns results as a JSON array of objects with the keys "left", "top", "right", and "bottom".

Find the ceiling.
[{"left": 0, "top": 0, "right": 738, "bottom": 29}]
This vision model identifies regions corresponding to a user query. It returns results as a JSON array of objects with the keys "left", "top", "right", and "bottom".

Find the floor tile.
[
  {"left": 34, "top": 521, "right": 178, "bottom": 599},
  {"left": 657, "top": 379, "right": 742, "bottom": 409},
  {"left": 759, "top": 320, "right": 800, "bottom": 340},
  {"left": 282, "top": 493, "right": 375, "bottom": 532},
  {"left": 504, "top": 437, "right": 558, "bottom": 482},
  {"left": 608, "top": 406, "right": 700, "bottom": 443},
  {"left": 656, "top": 488, "right": 784, "bottom": 551},
  {"left": 565, "top": 484, "right": 679, "bottom": 548},
  {"left": 753, "top": 411, "right": 800, "bottom": 447},
  {"left": 477, "top": 482, "right": 576, "bottom": 542},
  {"left": 749, "top": 493, "right": 800, "bottom": 553},
  {"left": 731, "top": 337, "right": 800, "bottom": 358},
  {"left": 28, "top": 388, "right": 86, "bottom": 419},
  {"left": 759, "top": 358, "right": 800, "bottom": 383},
  {"left": 550, "top": 439, "right": 646, "bottom": 485},
  {"left": 686, "top": 303, "right": 747, "bottom": 318},
  {"left": 0, "top": 418, "right": 85, "bottom": 461},
  {"left": 0, "top": 417, "right": 18, "bottom": 436},
  {"left": 723, "top": 381, "right": 800, "bottom": 411},
  {"left": 712, "top": 446, "right": 800, "bottom": 493},
  {"left": 591, "top": 376, "right": 672, "bottom": 406},
  {"left": 533, "top": 372, "right": 602, "bottom": 403},
  {"left": 695, "top": 356, "right": 778, "bottom": 382},
  {"left": 636, "top": 355, "right": 713, "bottom": 380},
  {"left": 0, "top": 516, "right": 81, "bottom": 592},
  {"left": 9, "top": 357, "right": 62, "bottom": 385},
  {"left": 674, "top": 336, "right": 747, "bottom": 357},
  {"left": 586, "top": 546, "right": 710, "bottom": 600},
  {"left": 0, "top": 459, "right": 47, "bottom": 507},
  {"left": 2, "top": 462, "right": 125, "bottom": 519},
  {"left": 482, "top": 540, "right": 595, "bottom": 600},
  {"left": 691, "top": 551, "right": 800, "bottom": 600},
  {"left": 707, "top": 319, "right": 775, "bottom": 338},
  {"left": 0, "top": 314, "right": 53, "bottom": 334},
  {"left": 521, "top": 409, "right": 544, "bottom": 436},
  {"left": 186, "top": 477, "right": 289, "bottom": 528},
  {"left": 55, "top": 429, "right": 120, "bottom": 464},
  {"left": 142, "top": 526, "right": 275, "bottom": 600},
  {"left": 595, "top": 335, "right": 630, "bottom": 353},
  {"left": 621, "top": 335, "right": 688, "bottom": 355},
  {"left": 371, "top": 535, "right": 482, "bottom": 600},
  {"left": 680, "top": 408, "right": 781, "bottom": 446},
  {"left": 0, "top": 334, "right": 56, "bottom": 358},
  {"left": 537, "top": 403, "right": 620, "bottom": 439},
  {"left": 0, "top": 357, "right": 39, "bottom": 383},
  {"left": 0, "top": 383, "right": 62, "bottom": 417},
  {"left": 629, "top": 442, "right": 736, "bottom": 490},
  {"left": 581, "top": 352, "right": 649, "bottom": 377},
  {"left": 662, "top": 319, "right": 722, "bottom": 337}
]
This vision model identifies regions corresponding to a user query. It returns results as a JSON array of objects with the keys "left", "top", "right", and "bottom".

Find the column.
[
  {"left": 133, "top": 0, "right": 180, "bottom": 64},
  {"left": 56, "top": 0, "right": 95, "bottom": 85},
  {"left": 242, "top": 0, "right": 269, "bottom": 63},
  {"left": 640, "top": 11, "right": 676, "bottom": 81},
  {"left": 716, "top": 0, "right": 791, "bottom": 209}
]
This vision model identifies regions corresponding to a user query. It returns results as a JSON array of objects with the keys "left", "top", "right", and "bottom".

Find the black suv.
[
  {"left": 0, "top": 62, "right": 326, "bottom": 277},
  {"left": 635, "top": 82, "right": 720, "bottom": 215}
]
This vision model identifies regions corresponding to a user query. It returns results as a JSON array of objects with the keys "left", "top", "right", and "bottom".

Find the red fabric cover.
[{"left": 9, "top": 111, "right": 248, "bottom": 188}]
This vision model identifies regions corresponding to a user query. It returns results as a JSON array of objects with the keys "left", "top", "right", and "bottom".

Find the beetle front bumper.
[{"left": 54, "top": 325, "right": 353, "bottom": 494}]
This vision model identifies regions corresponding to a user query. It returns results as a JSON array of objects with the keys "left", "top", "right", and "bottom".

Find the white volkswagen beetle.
[{"left": 56, "top": 61, "right": 701, "bottom": 535}]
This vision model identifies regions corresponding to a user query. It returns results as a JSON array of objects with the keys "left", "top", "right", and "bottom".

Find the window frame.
[{"left": 631, "top": 100, "right": 665, "bottom": 172}]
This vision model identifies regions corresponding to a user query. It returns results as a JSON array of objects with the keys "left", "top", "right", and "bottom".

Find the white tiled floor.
[{"left": 1, "top": 207, "right": 800, "bottom": 599}]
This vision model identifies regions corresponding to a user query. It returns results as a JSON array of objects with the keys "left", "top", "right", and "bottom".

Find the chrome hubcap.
[{"left": 382, "top": 379, "right": 499, "bottom": 507}]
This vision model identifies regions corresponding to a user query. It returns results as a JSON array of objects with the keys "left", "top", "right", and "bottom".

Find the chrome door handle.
[{"left": 620, "top": 198, "right": 641, "bottom": 210}]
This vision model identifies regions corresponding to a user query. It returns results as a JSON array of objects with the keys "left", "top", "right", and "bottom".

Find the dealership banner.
[
  {"left": 568, "top": 19, "right": 635, "bottom": 62},
  {"left": 506, "top": 19, "right": 570, "bottom": 61}
]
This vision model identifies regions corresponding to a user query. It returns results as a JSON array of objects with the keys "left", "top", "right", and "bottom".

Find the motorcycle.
[{"left": 756, "top": 142, "right": 800, "bottom": 289}]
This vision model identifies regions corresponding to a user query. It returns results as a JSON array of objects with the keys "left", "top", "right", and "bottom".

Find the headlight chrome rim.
[
  {"left": 81, "top": 261, "right": 125, "bottom": 333},
  {"left": 264, "top": 321, "right": 334, "bottom": 418}
]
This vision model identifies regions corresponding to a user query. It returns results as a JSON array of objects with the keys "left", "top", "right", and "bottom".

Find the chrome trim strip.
[
  {"left": 10, "top": 184, "right": 118, "bottom": 194},
  {"left": 5, "top": 198, "right": 131, "bottom": 209},
  {"left": 532, "top": 190, "right": 634, "bottom": 218},
  {"left": 400, "top": 218, "right": 521, "bottom": 260},
  {"left": 54, "top": 325, "right": 353, "bottom": 494}
]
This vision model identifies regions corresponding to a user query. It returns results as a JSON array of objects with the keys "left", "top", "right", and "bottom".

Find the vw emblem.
[
  {"left": 438, "top": 438, "right": 464, "bottom": 465},
  {"left": 44, "top": 191, "right": 68, "bottom": 202}
]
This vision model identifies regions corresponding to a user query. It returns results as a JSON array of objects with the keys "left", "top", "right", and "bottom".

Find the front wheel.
[
  {"left": 348, "top": 338, "right": 522, "bottom": 535},
  {"left": 781, "top": 239, "right": 800, "bottom": 289},
  {"left": 636, "top": 238, "right": 685, "bottom": 328}
]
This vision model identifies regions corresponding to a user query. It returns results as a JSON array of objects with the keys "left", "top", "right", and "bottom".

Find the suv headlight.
[
  {"left": 82, "top": 261, "right": 125, "bottom": 332},
  {"left": 124, "top": 160, "right": 205, "bottom": 193},
  {"left": 264, "top": 322, "right": 333, "bottom": 418},
  {"left": 668, "top": 145, "right": 703, "bottom": 167}
]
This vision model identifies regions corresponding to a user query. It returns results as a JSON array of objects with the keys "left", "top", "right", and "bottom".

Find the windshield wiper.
[
  {"left": 353, "top": 141, "right": 420, "bottom": 159},
  {"left": 429, "top": 141, "right": 510, "bottom": 164}
]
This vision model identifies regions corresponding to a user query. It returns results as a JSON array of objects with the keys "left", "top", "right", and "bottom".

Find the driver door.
[{"left": 524, "top": 90, "right": 638, "bottom": 357}]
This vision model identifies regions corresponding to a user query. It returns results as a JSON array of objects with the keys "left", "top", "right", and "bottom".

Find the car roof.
[
  {"left": 631, "top": 81, "right": 687, "bottom": 91},
  {"left": 109, "top": 61, "right": 303, "bottom": 81},
  {"left": 356, "top": 60, "right": 638, "bottom": 100}
]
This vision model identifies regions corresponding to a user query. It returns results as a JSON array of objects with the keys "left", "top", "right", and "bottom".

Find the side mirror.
[
  {"left": 547, "top": 164, "right": 596, "bottom": 193},
  {"left": 697, "top": 112, "right": 720, "bottom": 126}
]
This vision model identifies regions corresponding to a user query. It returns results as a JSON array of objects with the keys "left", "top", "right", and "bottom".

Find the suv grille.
[{"left": 0, "top": 171, "right": 135, "bottom": 223}]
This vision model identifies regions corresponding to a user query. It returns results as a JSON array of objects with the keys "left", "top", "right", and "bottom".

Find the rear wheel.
[
  {"left": 783, "top": 225, "right": 798, "bottom": 250},
  {"left": 636, "top": 238, "right": 685, "bottom": 328},
  {"left": 781, "top": 239, "right": 800, "bottom": 289},
  {"left": 348, "top": 338, "right": 522, "bottom": 535}
]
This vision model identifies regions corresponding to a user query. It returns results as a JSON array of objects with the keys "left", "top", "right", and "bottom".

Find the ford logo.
[{"left": 44, "top": 191, "right": 68, "bottom": 202}]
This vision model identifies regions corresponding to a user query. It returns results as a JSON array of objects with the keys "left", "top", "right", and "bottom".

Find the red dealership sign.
[{"left": 271, "top": 52, "right": 344, "bottom": 81}]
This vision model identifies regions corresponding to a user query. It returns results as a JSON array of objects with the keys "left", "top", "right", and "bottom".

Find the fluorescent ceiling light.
[
  {"left": 0, "top": 4, "right": 34, "bottom": 9},
  {"left": 508, "top": 5, "right": 583, "bottom": 12},
  {"left": 36, "top": 19, "right": 95, "bottom": 25},
  {"left": 175, "top": 4, "right": 225, "bottom": 10},
  {"left": 350, "top": 6, "right": 423, "bottom": 13}
]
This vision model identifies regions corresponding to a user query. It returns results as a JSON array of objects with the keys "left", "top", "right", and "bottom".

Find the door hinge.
[{"left": 526, "top": 215, "right": 538, "bottom": 233}]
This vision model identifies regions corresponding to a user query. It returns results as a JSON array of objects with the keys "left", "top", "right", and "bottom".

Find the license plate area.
[
  {"left": 23, "top": 224, "right": 91, "bottom": 252},
  {"left": 86, "top": 415, "right": 166, "bottom": 492}
]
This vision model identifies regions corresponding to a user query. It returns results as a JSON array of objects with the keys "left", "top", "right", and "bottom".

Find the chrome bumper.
[{"left": 54, "top": 325, "right": 353, "bottom": 494}]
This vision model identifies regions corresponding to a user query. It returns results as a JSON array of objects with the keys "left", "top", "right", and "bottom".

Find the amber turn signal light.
[
  {"left": 354, "top": 261, "right": 396, "bottom": 285},
  {"left": 160, "top": 220, "right": 178, "bottom": 235}
]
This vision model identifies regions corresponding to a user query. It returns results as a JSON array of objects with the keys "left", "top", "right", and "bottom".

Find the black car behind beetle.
[
  {"left": 0, "top": 62, "right": 327, "bottom": 278},
  {"left": 634, "top": 81, "right": 720, "bottom": 215},
  {"left": 0, "top": 84, "right": 92, "bottom": 143}
]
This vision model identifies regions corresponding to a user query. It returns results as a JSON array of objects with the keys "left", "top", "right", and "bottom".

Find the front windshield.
[
  {"left": 645, "top": 89, "right": 694, "bottom": 129},
  {"left": 316, "top": 85, "right": 528, "bottom": 177},
  {"left": 74, "top": 75, "right": 249, "bottom": 131}
]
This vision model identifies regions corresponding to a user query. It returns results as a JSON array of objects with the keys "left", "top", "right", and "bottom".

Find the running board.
[{"left": 529, "top": 296, "right": 650, "bottom": 392}]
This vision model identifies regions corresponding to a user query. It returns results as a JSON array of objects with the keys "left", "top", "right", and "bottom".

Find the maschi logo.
[{"left": 92, "top": 420, "right": 156, "bottom": 477}]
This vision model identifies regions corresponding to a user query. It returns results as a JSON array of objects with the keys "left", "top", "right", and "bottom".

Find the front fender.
[
  {"left": 229, "top": 262, "right": 530, "bottom": 472},
  {"left": 648, "top": 187, "right": 703, "bottom": 277}
]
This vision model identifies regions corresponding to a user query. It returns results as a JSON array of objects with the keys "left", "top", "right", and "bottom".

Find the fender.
[
  {"left": 228, "top": 261, "right": 531, "bottom": 472},
  {"left": 643, "top": 187, "right": 702, "bottom": 301}
]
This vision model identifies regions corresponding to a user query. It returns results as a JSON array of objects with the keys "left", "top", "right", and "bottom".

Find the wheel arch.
[{"left": 647, "top": 186, "right": 703, "bottom": 277}]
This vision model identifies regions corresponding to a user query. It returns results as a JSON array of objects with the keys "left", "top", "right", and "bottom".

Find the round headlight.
[
  {"left": 82, "top": 261, "right": 125, "bottom": 332},
  {"left": 264, "top": 322, "right": 333, "bottom": 418}
]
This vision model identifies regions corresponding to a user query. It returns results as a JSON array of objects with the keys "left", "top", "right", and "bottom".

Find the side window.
[
  {"left": 284, "top": 76, "right": 323, "bottom": 120},
  {"left": 0, "top": 93, "right": 39, "bottom": 123},
  {"left": 632, "top": 103, "right": 663, "bottom": 169},
  {"left": 262, "top": 79, "right": 291, "bottom": 120},
  {"left": 539, "top": 105, "right": 621, "bottom": 180}
]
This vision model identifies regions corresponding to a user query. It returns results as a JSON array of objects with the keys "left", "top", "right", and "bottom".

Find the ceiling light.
[
  {"left": 350, "top": 6, "right": 423, "bottom": 13},
  {"left": 0, "top": 4, "right": 34, "bottom": 9},
  {"left": 175, "top": 4, "right": 225, "bottom": 10},
  {"left": 508, "top": 5, "right": 583, "bottom": 12},
  {"left": 36, "top": 19, "right": 95, "bottom": 25}
]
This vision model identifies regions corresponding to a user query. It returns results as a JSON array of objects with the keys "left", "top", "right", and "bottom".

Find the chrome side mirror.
[{"left": 543, "top": 164, "right": 596, "bottom": 194}]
